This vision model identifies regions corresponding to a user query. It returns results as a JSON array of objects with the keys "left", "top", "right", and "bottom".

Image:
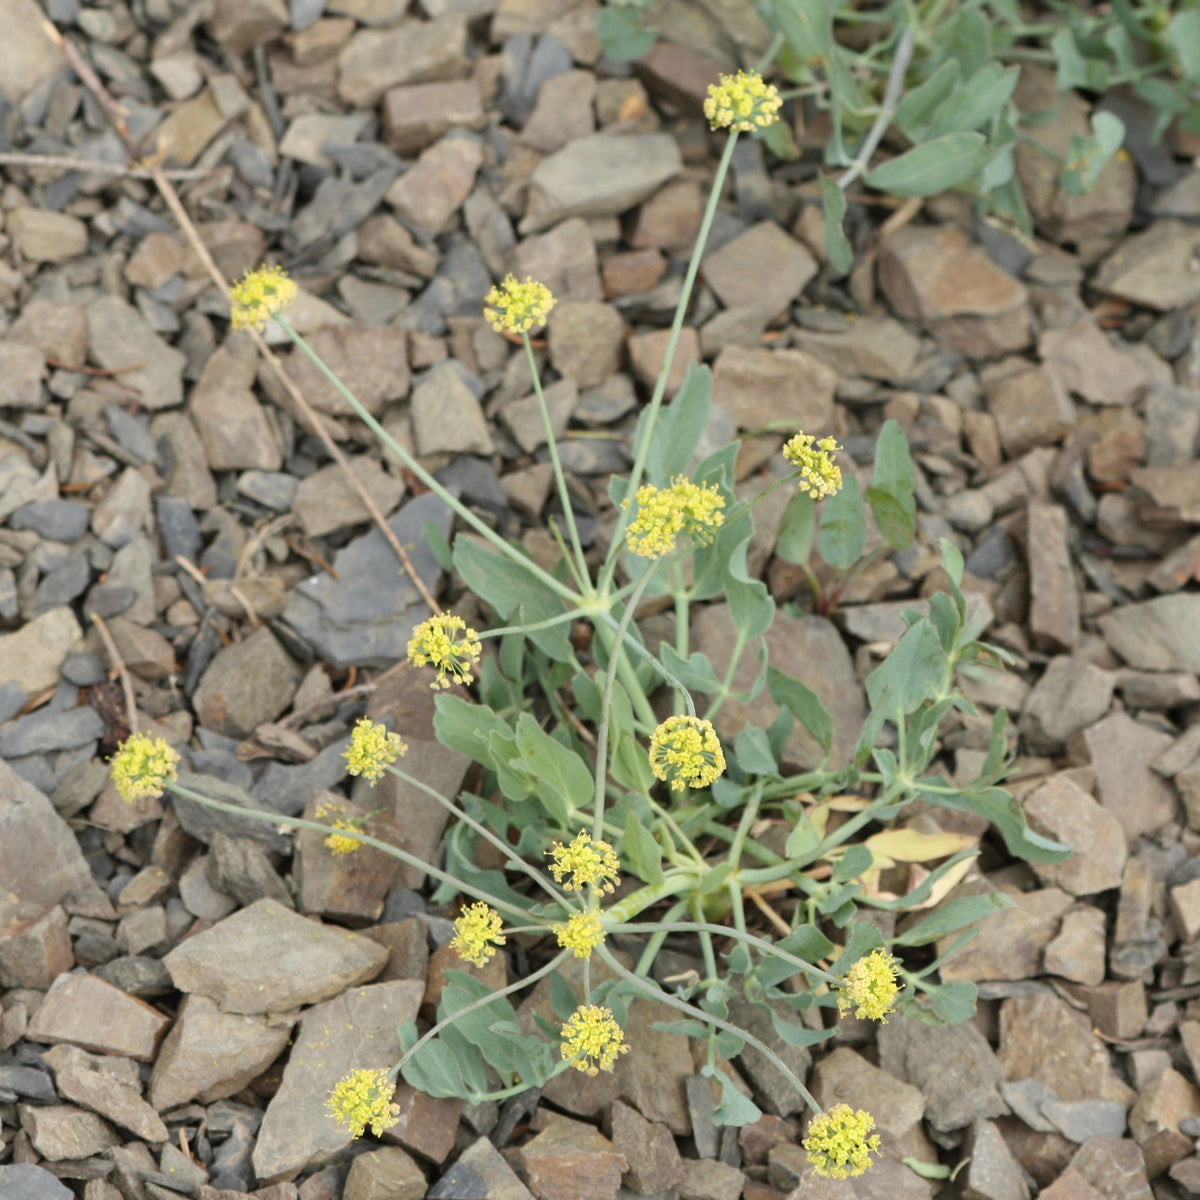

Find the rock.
[
  {"left": 1026, "top": 502, "right": 1079, "bottom": 651},
  {"left": 275, "top": 327, "right": 410, "bottom": 418},
  {"left": 1128, "top": 1067, "right": 1200, "bottom": 1178},
  {"left": 18, "top": 1104, "right": 120, "bottom": 1161},
  {"left": 627, "top": 327, "right": 700, "bottom": 397},
  {"left": 151, "top": 89, "right": 227, "bottom": 166},
  {"left": 148, "top": 993, "right": 291, "bottom": 1111},
  {"left": 337, "top": 13, "right": 469, "bottom": 108},
  {"left": 252, "top": 980, "right": 425, "bottom": 1182},
  {"left": 8, "top": 299, "right": 86, "bottom": 366},
  {"left": 522, "top": 132, "right": 683, "bottom": 233},
  {"left": 878, "top": 225, "right": 1031, "bottom": 359},
  {"left": 0, "top": 1165, "right": 73, "bottom": 1200},
  {"left": 1170, "top": 877, "right": 1200, "bottom": 941},
  {"left": 1068, "top": 1138, "right": 1152, "bottom": 1200},
  {"left": 91, "top": 467, "right": 151, "bottom": 550},
  {"left": 711, "top": 345, "right": 835, "bottom": 433},
  {"left": 206, "top": 0, "right": 287, "bottom": 54},
  {"left": 52, "top": 1054, "right": 168, "bottom": 1142},
  {"left": 386, "top": 133, "right": 483, "bottom": 233},
  {"left": 206, "top": 833, "right": 292, "bottom": 909},
  {"left": 1068, "top": 712, "right": 1178, "bottom": 842},
  {"left": 26, "top": 973, "right": 171, "bottom": 1061},
  {"left": 1019, "top": 657, "right": 1114, "bottom": 754},
  {"left": 1044, "top": 906, "right": 1107, "bottom": 986},
  {"left": 1039, "top": 319, "right": 1149, "bottom": 406},
  {"left": 520, "top": 1118, "right": 627, "bottom": 1200},
  {"left": 985, "top": 364, "right": 1075, "bottom": 456},
  {"left": 1099, "top": 595, "right": 1200, "bottom": 672},
  {"left": 1130, "top": 464, "right": 1200, "bottom": 524},
  {"left": 429, "top": 1135, "right": 534, "bottom": 1200},
  {"left": 189, "top": 338, "right": 282, "bottom": 471},
  {"left": 602, "top": 248, "right": 667, "bottom": 298},
  {"left": 1023, "top": 775, "right": 1126, "bottom": 896},
  {"left": 383, "top": 79, "right": 485, "bottom": 155},
  {"left": 937, "top": 885, "right": 1073, "bottom": 982},
  {"left": 86, "top": 296, "right": 186, "bottom": 411},
  {"left": 809, "top": 1046, "right": 926, "bottom": 1159},
  {"left": 702, "top": 222, "right": 817, "bottom": 323},
  {"left": 501, "top": 378, "right": 577, "bottom": 454},
  {"left": 0, "top": 758, "right": 94, "bottom": 907},
  {"left": 0, "top": 904, "right": 73, "bottom": 989},
  {"left": 877, "top": 1015, "right": 1008, "bottom": 1134},
  {"left": 1081, "top": 980, "right": 1147, "bottom": 1041},
  {"left": 7, "top": 209, "right": 87, "bottom": 263},
  {"left": 1040, "top": 1099, "right": 1127, "bottom": 1144},
  {"left": 727, "top": 995, "right": 811, "bottom": 1119},
  {"left": 0, "top": 0, "right": 67, "bottom": 101},
  {"left": 279, "top": 112, "right": 371, "bottom": 167},
  {"left": 679, "top": 1158, "right": 744, "bottom": 1200},
  {"left": 791, "top": 316, "right": 921, "bottom": 383},
  {"left": 997, "top": 993, "right": 1135, "bottom": 1108},
  {"left": 383, "top": 1082, "right": 461, "bottom": 1163},
  {"left": 411, "top": 365, "right": 494, "bottom": 455},
  {"left": 193, "top": 627, "right": 302, "bottom": 739},
  {"left": 292, "top": 457, "right": 405, "bottom": 539},
  {"left": 1144, "top": 382, "right": 1200, "bottom": 468},
  {"left": 522, "top": 68, "right": 596, "bottom": 153},
  {"left": 0, "top": 342, "right": 45, "bottom": 408},
  {"left": 11, "top": 500, "right": 91, "bottom": 542},
  {"left": 548, "top": 301, "right": 626, "bottom": 390},
  {"left": 345, "top": 1147, "right": 427, "bottom": 1200},
  {"left": 610, "top": 1100, "right": 683, "bottom": 1195},
  {"left": 959, "top": 1118, "right": 1030, "bottom": 1200},
  {"left": 1094, "top": 220, "right": 1200, "bottom": 311},
  {"left": 163, "top": 897, "right": 388, "bottom": 1014}
]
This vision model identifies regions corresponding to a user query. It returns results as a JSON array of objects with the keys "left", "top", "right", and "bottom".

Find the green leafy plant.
[{"left": 111, "top": 68, "right": 1069, "bottom": 1181}]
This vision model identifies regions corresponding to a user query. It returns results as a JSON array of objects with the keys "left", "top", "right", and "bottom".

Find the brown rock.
[
  {"left": 521, "top": 68, "right": 596, "bottom": 154},
  {"left": 26, "top": 973, "right": 170, "bottom": 1061},
  {"left": 423, "top": 938, "right": 507, "bottom": 1010},
  {"left": 515, "top": 217, "right": 603, "bottom": 302},
  {"left": 189, "top": 340, "right": 282, "bottom": 471},
  {"left": 345, "top": 1147, "right": 427, "bottom": 1200},
  {"left": 1086, "top": 407, "right": 1145, "bottom": 485},
  {"left": 206, "top": 0, "right": 287, "bottom": 54},
  {"left": 703, "top": 222, "right": 817, "bottom": 323},
  {"left": 382, "top": 1083, "right": 461, "bottom": 1164},
  {"left": 986, "top": 364, "right": 1075, "bottom": 455},
  {"left": 18, "top": 1104, "right": 120, "bottom": 1161},
  {"left": 631, "top": 178, "right": 703, "bottom": 251},
  {"left": 1038, "top": 1169, "right": 1106, "bottom": 1200},
  {"left": 7, "top": 299, "right": 86, "bottom": 364},
  {"left": 360, "top": 919, "right": 428, "bottom": 983},
  {"left": 1128, "top": 1067, "right": 1200, "bottom": 1178},
  {"left": 1026, "top": 501, "right": 1079, "bottom": 651},
  {"left": 53, "top": 1056, "right": 168, "bottom": 1143},
  {"left": 1024, "top": 774, "right": 1126, "bottom": 896},
  {"left": 808, "top": 1046, "right": 925, "bottom": 1159},
  {"left": 520, "top": 1118, "right": 627, "bottom": 1200},
  {"left": 385, "top": 134, "right": 483, "bottom": 233},
  {"left": 382, "top": 79, "right": 484, "bottom": 156},
  {"left": 1044, "top": 905, "right": 1106, "bottom": 986},
  {"left": 1067, "top": 1137, "right": 1153, "bottom": 1200},
  {"left": 627, "top": 327, "right": 700, "bottom": 397},
  {"left": 1094, "top": 219, "right": 1200, "bottom": 311},
  {"left": 292, "top": 457, "right": 405, "bottom": 540},
  {"left": 711, "top": 345, "right": 835, "bottom": 433},
  {"left": 1039, "top": 318, "right": 1148, "bottom": 406},
  {"left": 1081, "top": 979, "right": 1147, "bottom": 1041},
  {"left": 548, "top": 301, "right": 625, "bottom": 389},
  {"left": 602, "top": 248, "right": 666, "bottom": 298},
  {"left": 791, "top": 316, "right": 921, "bottom": 384},
  {"left": 0, "top": 0, "right": 67, "bottom": 103},
  {"left": 275, "top": 327, "right": 409, "bottom": 417},
  {"left": 1130, "top": 464, "right": 1200, "bottom": 524},
  {"left": 610, "top": 1100, "right": 683, "bottom": 1195},
  {"left": 7, "top": 208, "right": 88, "bottom": 263},
  {"left": 337, "top": 14, "right": 469, "bottom": 109},
  {"left": 1170, "top": 876, "right": 1200, "bottom": 942},
  {"left": 358, "top": 215, "right": 439, "bottom": 277},
  {"left": 0, "top": 904, "right": 73, "bottom": 989}
]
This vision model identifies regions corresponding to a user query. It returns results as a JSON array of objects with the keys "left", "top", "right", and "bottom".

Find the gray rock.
[
  {"left": 411, "top": 365, "right": 493, "bottom": 455},
  {"left": 1094, "top": 220, "right": 1200, "bottom": 311},
  {"left": 1019, "top": 657, "right": 1114, "bottom": 754},
  {"left": 959, "top": 1118, "right": 1030, "bottom": 1200},
  {"left": 1099, "top": 594, "right": 1200, "bottom": 673},
  {"left": 25, "top": 972, "right": 171, "bottom": 1060},
  {"left": 32, "top": 554, "right": 92, "bottom": 615},
  {"left": 193, "top": 626, "right": 301, "bottom": 738},
  {"left": 85, "top": 296, "right": 186, "bottom": 410},
  {"left": 91, "top": 467, "right": 152, "bottom": 549},
  {"left": 10, "top": 500, "right": 91, "bottom": 542},
  {"left": 1041, "top": 1098, "right": 1127, "bottom": 1143},
  {"left": 207, "top": 832, "right": 293, "bottom": 908},
  {"left": 0, "top": 1065, "right": 56, "bottom": 1103},
  {"left": 105, "top": 405, "right": 158, "bottom": 462},
  {"left": 336, "top": 13, "right": 468, "bottom": 108},
  {"left": 0, "top": 706, "right": 105, "bottom": 757},
  {"left": 292, "top": 456, "right": 405, "bottom": 539},
  {"left": 251, "top": 739, "right": 354, "bottom": 817},
  {"left": 1024, "top": 774, "right": 1127, "bottom": 896},
  {"left": 430, "top": 1135, "right": 534, "bottom": 1200},
  {"left": 237, "top": 470, "right": 299, "bottom": 512},
  {"left": 1068, "top": 1136, "right": 1153, "bottom": 1200},
  {"left": 16, "top": 1105, "right": 120, "bottom": 1163},
  {"left": 0, "top": 681, "right": 24, "bottom": 725},
  {"left": 170, "top": 770, "right": 292, "bottom": 852},
  {"left": 999, "top": 1079, "right": 1059, "bottom": 1133}
]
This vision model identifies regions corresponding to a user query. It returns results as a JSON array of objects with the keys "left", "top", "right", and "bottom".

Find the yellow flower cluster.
[
  {"left": 648, "top": 715, "right": 726, "bottom": 791},
  {"left": 450, "top": 902, "right": 507, "bottom": 967},
  {"left": 230, "top": 265, "right": 298, "bottom": 333},
  {"left": 837, "top": 948, "right": 901, "bottom": 1023},
  {"left": 548, "top": 832, "right": 621, "bottom": 894},
  {"left": 560, "top": 1004, "right": 628, "bottom": 1075},
  {"left": 110, "top": 734, "right": 180, "bottom": 803},
  {"left": 343, "top": 718, "right": 407, "bottom": 783},
  {"left": 803, "top": 1104, "right": 880, "bottom": 1179},
  {"left": 326, "top": 1068, "right": 400, "bottom": 1139},
  {"left": 555, "top": 911, "right": 605, "bottom": 959},
  {"left": 484, "top": 275, "right": 556, "bottom": 335},
  {"left": 407, "top": 613, "right": 483, "bottom": 690},
  {"left": 783, "top": 432, "right": 843, "bottom": 500},
  {"left": 625, "top": 476, "right": 725, "bottom": 559},
  {"left": 703, "top": 69, "right": 782, "bottom": 133},
  {"left": 314, "top": 803, "right": 365, "bottom": 855}
]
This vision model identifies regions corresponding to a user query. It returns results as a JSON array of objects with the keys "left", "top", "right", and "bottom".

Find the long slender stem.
[
  {"left": 702, "top": 629, "right": 747, "bottom": 723},
  {"left": 593, "top": 605, "right": 695, "bottom": 718},
  {"left": 276, "top": 318, "right": 580, "bottom": 607},
  {"left": 523, "top": 333, "right": 591, "bottom": 590},
  {"left": 599, "top": 131, "right": 741, "bottom": 593}
]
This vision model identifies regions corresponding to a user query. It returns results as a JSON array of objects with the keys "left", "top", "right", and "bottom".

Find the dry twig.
[{"left": 90, "top": 612, "right": 140, "bottom": 735}]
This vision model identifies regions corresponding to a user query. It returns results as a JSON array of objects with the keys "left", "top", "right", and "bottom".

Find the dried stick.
[
  {"left": 91, "top": 612, "right": 140, "bottom": 735},
  {"left": 0, "top": 151, "right": 217, "bottom": 180}
]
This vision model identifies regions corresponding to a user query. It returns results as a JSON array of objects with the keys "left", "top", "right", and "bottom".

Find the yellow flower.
[
  {"left": 782, "top": 432, "right": 843, "bottom": 500},
  {"left": 450, "top": 902, "right": 507, "bottom": 967},
  {"left": 547, "top": 832, "right": 621, "bottom": 894},
  {"left": 110, "top": 734, "right": 180, "bottom": 803},
  {"left": 343, "top": 718, "right": 407, "bottom": 783},
  {"left": 230, "top": 264, "right": 298, "bottom": 333},
  {"left": 555, "top": 911, "right": 605, "bottom": 959},
  {"left": 314, "top": 804, "right": 366, "bottom": 855},
  {"left": 484, "top": 275, "right": 556, "bottom": 335},
  {"left": 803, "top": 1104, "right": 880, "bottom": 1179},
  {"left": 326, "top": 1068, "right": 400, "bottom": 1139},
  {"left": 560, "top": 1004, "right": 629, "bottom": 1075},
  {"left": 407, "top": 613, "right": 483, "bottom": 690},
  {"left": 703, "top": 69, "right": 782, "bottom": 133},
  {"left": 648, "top": 715, "right": 726, "bottom": 791},
  {"left": 837, "top": 948, "right": 901, "bottom": 1023},
  {"left": 625, "top": 476, "right": 725, "bottom": 559}
]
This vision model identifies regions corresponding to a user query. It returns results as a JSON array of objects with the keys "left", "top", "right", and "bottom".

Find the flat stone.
[
  {"left": 0, "top": 0, "right": 67, "bottom": 101},
  {"left": 106, "top": 616, "right": 177, "bottom": 682},
  {"left": 520, "top": 1118, "right": 627, "bottom": 1200},
  {"left": 1068, "top": 1138, "right": 1153, "bottom": 1200},
  {"left": 345, "top": 1146, "right": 427, "bottom": 1200},
  {"left": 959, "top": 1118, "right": 1030, "bottom": 1200},
  {"left": 791, "top": 316, "right": 921, "bottom": 383},
  {"left": 1039, "top": 318, "right": 1149, "bottom": 406},
  {"left": 1044, "top": 905, "right": 1107, "bottom": 986},
  {"left": 1129, "top": 1067, "right": 1200, "bottom": 1178},
  {"left": 7, "top": 209, "right": 87, "bottom": 263},
  {"left": 1019, "top": 657, "right": 1114, "bottom": 754},
  {"left": 702, "top": 222, "right": 817, "bottom": 323},
  {"left": 809, "top": 1046, "right": 925, "bottom": 1156},
  {"left": 189, "top": 338, "right": 282, "bottom": 471},
  {"left": 206, "top": 0, "right": 287, "bottom": 54},
  {"left": 279, "top": 112, "right": 371, "bottom": 168},
  {"left": 997, "top": 993, "right": 1135, "bottom": 1107},
  {"left": 18, "top": 1104, "right": 120, "bottom": 1161},
  {"left": 1099, "top": 595, "right": 1200, "bottom": 672},
  {"left": 275, "top": 327, "right": 410, "bottom": 418},
  {"left": 193, "top": 627, "right": 302, "bottom": 739},
  {"left": 1069, "top": 712, "right": 1178, "bottom": 842},
  {"left": 602, "top": 248, "right": 667, "bottom": 298},
  {"left": 986, "top": 364, "right": 1075, "bottom": 456},
  {"left": 382, "top": 1082, "right": 461, "bottom": 1163},
  {"left": 501, "top": 378, "right": 577, "bottom": 455},
  {"left": 547, "top": 300, "right": 625, "bottom": 390},
  {"left": 386, "top": 133, "right": 483, "bottom": 234},
  {"left": 252, "top": 981, "right": 426, "bottom": 1182},
  {"left": 429, "top": 1135, "right": 534, "bottom": 1200},
  {"left": 938, "top": 885, "right": 1073, "bottom": 983},
  {"left": 0, "top": 904, "right": 73, "bottom": 989},
  {"left": 151, "top": 89, "right": 226, "bottom": 166},
  {"left": 1082, "top": 979, "right": 1147, "bottom": 1041},
  {"left": 163, "top": 897, "right": 388, "bottom": 1014},
  {"left": 53, "top": 1057, "right": 168, "bottom": 1142},
  {"left": 513, "top": 217, "right": 603, "bottom": 302},
  {"left": 337, "top": 14, "right": 469, "bottom": 108},
  {"left": 383, "top": 79, "right": 485, "bottom": 156},
  {"left": 0, "top": 1164, "right": 73, "bottom": 1200},
  {"left": 148, "top": 992, "right": 291, "bottom": 1110},
  {"left": 878, "top": 225, "right": 1031, "bottom": 359},
  {"left": 1041, "top": 1099, "right": 1128, "bottom": 1144},
  {"left": 522, "top": 68, "right": 596, "bottom": 153},
  {"left": 86, "top": 296, "right": 186, "bottom": 411},
  {"left": 1024, "top": 774, "right": 1126, "bottom": 896},
  {"left": 610, "top": 1100, "right": 683, "bottom": 1195},
  {"left": 92, "top": 467, "right": 152, "bottom": 550},
  {"left": 711, "top": 345, "right": 835, "bottom": 433},
  {"left": 1027, "top": 501, "right": 1079, "bottom": 651},
  {"left": 8, "top": 299, "right": 86, "bottom": 364},
  {"left": 1130, "top": 464, "right": 1200, "bottom": 523},
  {"left": 522, "top": 132, "right": 683, "bottom": 233},
  {"left": 0, "top": 341, "right": 45, "bottom": 408},
  {"left": 679, "top": 1159, "right": 744, "bottom": 1200},
  {"left": 11, "top": 500, "right": 91, "bottom": 543},
  {"left": 292, "top": 457, "right": 405, "bottom": 539},
  {"left": 627, "top": 327, "right": 700, "bottom": 398},
  {"left": 1094, "top": 219, "right": 1200, "bottom": 311},
  {"left": 1170, "top": 877, "right": 1200, "bottom": 941},
  {"left": 411, "top": 365, "right": 494, "bottom": 455},
  {"left": 26, "top": 973, "right": 171, "bottom": 1061},
  {"left": 0, "top": 706, "right": 104, "bottom": 759},
  {"left": 694, "top": 606, "right": 863, "bottom": 770}
]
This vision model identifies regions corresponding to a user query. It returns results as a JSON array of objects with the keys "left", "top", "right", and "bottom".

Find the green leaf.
[
  {"left": 925, "top": 62, "right": 1019, "bottom": 139},
  {"left": 401, "top": 1038, "right": 471, "bottom": 1099},
  {"left": 958, "top": 785, "right": 1072, "bottom": 863},
  {"left": 865, "top": 619, "right": 947, "bottom": 716},
  {"left": 725, "top": 540, "right": 775, "bottom": 640},
  {"left": 434, "top": 694, "right": 516, "bottom": 773},
  {"left": 865, "top": 418, "right": 916, "bottom": 550},
  {"left": 818, "top": 176, "right": 853, "bottom": 275},
  {"left": 595, "top": 6, "right": 656, "bottom": 60},
  {"left": 864, "top": 132, "right": 989, "bottom": 198},
  {"left": 639, "top": 362, "right": 713, "bottom": 487},
  {"left": 832, "top": 842, "right": 873, "bottom": 884},
  {"left": 759, "top": 118, "right": 799, "bottom": 162},
  {"left": 776, "top": 490, "right": 816, "bottom": 565},
  {"left": 660, "top": 645, "right": 723, "bottom": 693},
  {"left": 1063, "top": 111, "right": 1125, "bottom": 196},
  {"left": 900, "top": 892, "right": 1014, "bottom": 946},
  {"left": 951, "top": 7, "right": 991, "bottom": 75},
  {"left": 816, "top": 473, "right": 865, "bottom": 569},
  {"left": 425, "top": 520, "right": 453, "bottom": 571},
  {"left": 709, "top": 1068, "right": 763, "bottom": 1126},
  {"left": 514, "top": 713, "right": 592, "bottom": 827},
  {"left": 734, "top": 726, "right": 777, "bottom": 776},
  {"left": 769, "top": 666, "right": 833, "bottom": 758},
  {"left": 778, "top": 924, "right": 836, "bottom": 963},
  {"left": 621, "top": 811, "right": 665, "bottom": 886},
  {"left": 918, "top": 979, "right": 978, "bottom": 1024},
  {"left": 771, "top": 0, "right": 834, "bottom": 61},
  {"left": 699, "top": 862, "right": 736, "bottom": 896},
  {"left": 769, "top": 1009, "right": 837, "bottom": 1048},
  {"left": 550, "top": 971, "right": 577, "bottom": 1022},
  {"left": 894, "top": 59, "right": 961, "bottom": 140},
  {"left": 832, "top": 920, "right": 884, "bottom": 971},
  {"left": 902, "top": 1157, "right": 955, "bottom": 1180}
]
